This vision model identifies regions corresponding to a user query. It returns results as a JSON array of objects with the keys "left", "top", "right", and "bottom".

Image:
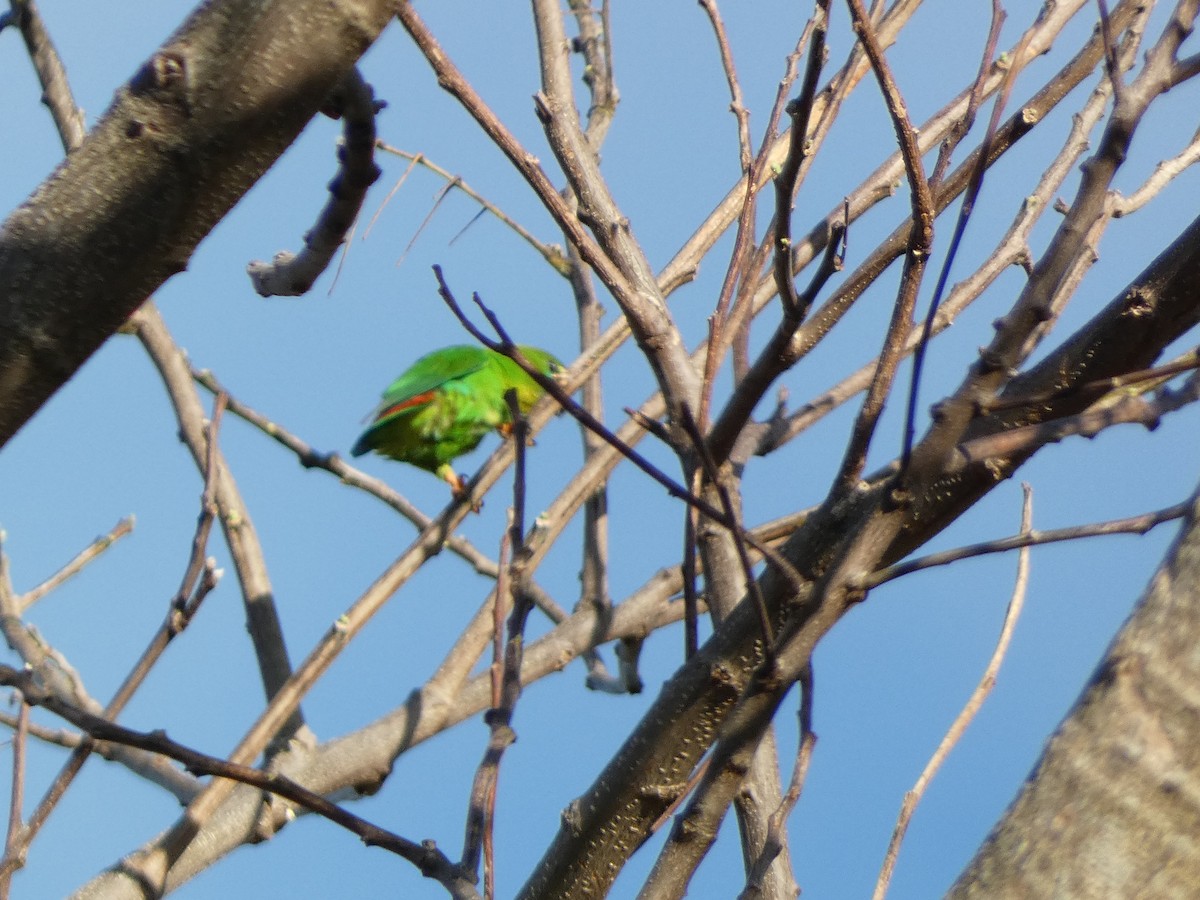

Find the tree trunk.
[{"left": 949, "top": 480, "right": 1200, "bottom": 898}]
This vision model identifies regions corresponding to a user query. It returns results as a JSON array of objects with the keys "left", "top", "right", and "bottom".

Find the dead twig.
[
  {"left": 18, "top": 517, "right": 134, "bottom": 613},
  {"left": 871, "top": 485, "right": 1034, "bottom": 899}
]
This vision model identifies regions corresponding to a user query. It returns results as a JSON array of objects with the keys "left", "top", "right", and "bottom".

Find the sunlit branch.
[
  {"left": 530, "top": 0, "right": 699, "bottom": 417},
  {"left": 561, "top": 2, "right": 620, "bottom": 691},
  {"left": 905, "top": 1, "right": 1156, "bottom": 482},
  {"left": 375, "top": 143, "right": 570, "bottom": 275},
  {"left": 953, "top": 370, "right": 1200, "bottom": 473},
  {"left": 1, "top": 398, "right": 228, "bottom": 876},
  {"left": 757, "top": 50, "right": 1121, "bottom": 457},
  {"left": 871, "top": 486, "right": 1034, "bottom": 900},
  {"left": 114, "top": 361, "right": 567, "bottom": 892},
  {"left": 834, "top": 0, "right": 934, "bottom": 493},
  {"left": 0, "top": 694, "right": 26, "bottom": 900},
  {"left": 398, "top": 1, "right": 664, "bottom": 377},
  {"left": 719, "top": 25, "right": 812, "bottom": 391},
  {"left": 18, "top": 516, "right": 134, "bottom": 613},
  {"left": 6, "top": 0, "right": 86, "bottom": 149},
  {"left": 0, "top": 664, "right": 483, "bottom": 898},
  {"left": 698, "top": 0, "right": 753, "bottom": 172},
  {"left": 1110, "top": 126, "right": 1200, "bottom": 217},
  {"left": 133, "top": 306, "right": 302, "bottom": 737},
  {"left": 860, "top": 497, "right": 1189, "bottom": 590},
  {"left": 741, "top": 0, "right": 1101, "bottom": 332},
  {"left": 567, "top": 0, "right": 618, "bottom": 145},
  {"left": 435, "top": 268, "right": 806, "bottom": 592},
  {"left": 707, "top": 215, "right": 845, "bottom": 467}
]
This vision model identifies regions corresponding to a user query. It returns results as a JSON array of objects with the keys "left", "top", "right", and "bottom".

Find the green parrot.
[{"left": 351, "top": 344, "right": 563, "bottom": 501}]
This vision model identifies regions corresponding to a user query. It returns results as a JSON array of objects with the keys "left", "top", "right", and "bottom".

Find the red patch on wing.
[{"left": 378, "top": 390, "right": 436, "bottom": 420}]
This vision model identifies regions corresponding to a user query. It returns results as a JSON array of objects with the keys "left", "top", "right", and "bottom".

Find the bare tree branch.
[
  {"left": 18, "top": 517, "right": 134, "bottom": 613},
  {"left": 872, "top": 485, "right": 1033, "bottom": 900},
  {"left": 0, "top": 0, "right": 399, "bottom": 448},
  {"left": 247, "top": 68, "right": 383, "bottom": 297}
]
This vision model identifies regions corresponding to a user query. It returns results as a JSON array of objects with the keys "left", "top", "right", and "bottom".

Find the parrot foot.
[{"left": 439, "top": 466, "right": 482, "bottom": 513}]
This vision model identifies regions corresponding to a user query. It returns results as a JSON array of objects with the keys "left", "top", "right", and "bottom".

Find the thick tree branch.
[{"left": 0, "top": 0, "right": 398, "bottom": 449}]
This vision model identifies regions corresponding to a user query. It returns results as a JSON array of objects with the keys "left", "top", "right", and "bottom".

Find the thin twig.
[
  {"left": 133, "top": 306, "right": 301, "bottom": 727},
  {"left": 567, "top": 0, "right": 619, "bottom": 145},
  {"left": 0, "top": 712, "right": 86, "bottom": 752},
  {"left": 558, "top": 1, "right": 619, "bottom": 688},
  {"left": 1095, "top": 0, "right": 1126, "bottom": 107},
  {"left": 1111, "top": 125, "right": 1200, "bottom": 216},
  {"left": 7, "top": 0, "right": 86, "bottom": 149},
  {"left": 720, "top": 23, "right": 814, "bottom": 392},
  {"left": 773, "top": 0, "right": 832, "bottom": 319},
  {"left": 375, "top": 143, "right": 570, "bottom": 275},
  {"left": 462, "top": 525, "right": 513, "bottom": 893},
  {"left": 699, "top": 0, "right": 829, "bottom": 440},
  {"left": 928, "top": 2, "right": 1005, "bottom": 189},
  {"left": 364, "top": 147, "right": 422, "bottom": 238},
  {"left": 464, "top": 396, "right": 532, "bottom": 897},
  {"left": 900, "top": 4, "right": 1019, "bottom": 472},
  {"left": 398, "top": 1, "right": 653, "bottom": 358},
  {"left": 871, "top": 485, "right": 1034, "bottom": 900},
  {"left": 397, "top": 174, "right": 462, "bottom": 269},
  {"left": 18, "top": 517, "right": 134, "bottom": 612},
  {"left": 0, "top": 666, "right": 482, "bottom": 899},
  {"left": 861, "top": 498, "right": 1188, "bottom": 590},
  {"left": 0, "top": 696, "right": 28, "bottom": 900},
  {"left": 1, "top": 396, "right": 229, "bottom": 877},
  {"left": 834, "top": 0, "right": 934, "bottom": 492},
  {"left": 904, "top": 1, "right": 1160, "bottom": 481},
  {"left": 707, "top": 214, "right": 845, "bottom": 467},
  {"left": 530, "top": 0, "right": 695, "bottom": 417},
  {"left": 699, "top": 0, "right": 753, "bottom": 172},
  {"left": 679, "top": 406, "right": 774, "bottom": 653},
  {"left": 739, "top": 665, "right": 816, "bottom": 899},
  {"left": 433, "top": 267, "right": 806, "bottom": 592},
  {"left": 756, "top": 25, "right": 1126, "bottom": 458},
  {"left": 740, "top": 0, "right": 1125, "bottom": 423}
]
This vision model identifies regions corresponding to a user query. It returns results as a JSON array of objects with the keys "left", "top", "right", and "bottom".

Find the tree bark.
[
  {"left": 949, "top": 478, "right": 1200, "bottom": 898},
  {"left": 0, "top": 0, "right": 397, "bottom": 448}
]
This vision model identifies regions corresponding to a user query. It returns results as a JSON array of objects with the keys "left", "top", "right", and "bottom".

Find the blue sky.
[{"left": 2, "top": 2, "right": 1199, "bottom": 898}]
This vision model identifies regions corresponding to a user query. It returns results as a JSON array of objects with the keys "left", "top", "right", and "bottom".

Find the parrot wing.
[
  {"left": 367, "top": 345, "right": 489, "bottom": 419},
  {"left": 351, "top": 346, "right": 491, "bottom": 458}
]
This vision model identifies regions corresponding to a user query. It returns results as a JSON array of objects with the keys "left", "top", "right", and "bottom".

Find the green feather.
[{"left": 351, "top": 344, "right": 562, "bottom": 493}]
